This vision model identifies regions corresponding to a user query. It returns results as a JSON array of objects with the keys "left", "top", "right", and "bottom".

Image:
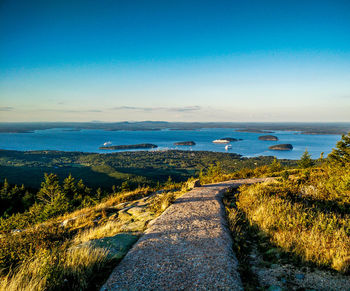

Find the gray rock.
[{"left": 81, "top": 233, "right": 139, "bottom": 260}]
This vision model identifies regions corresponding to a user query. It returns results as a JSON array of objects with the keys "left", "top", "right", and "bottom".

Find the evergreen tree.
[
  {"left": 269, "top": 157, "right": 282, "bottom": 172},
  {"left": 37, "top": 174, "right": 69, "bottom": 220},
  {"left": 37, "top": 173, "right": 62, "bottom": 204},
  {"left": 165, "top": 176, "right": 173, "bottom": 187},
  {"left": 0, "top": 179, "right": 10, "bottom": 199},
  {"left": 62, "top": 174, "right": 77, "bottom": 201},
  {"left": 328, "top": 132, "right": 350, "bottom": 166},
  {"left": 298, "top": 149, "right": 315, "bottom": 168},
  {"left": 76, "top": 179, "right": 91, "bottom": 197},
  {"left": 121, "top": 181, "right": 130, "bottom": 192},
  {"left": 317, "top": 152, "right": 325, "bottom": 164},
  {"left": 71, "top": 178, "right": 91, "bottom": 206},
  {"left": 96, "top": 187, "right": 102, "bottom": 200}
]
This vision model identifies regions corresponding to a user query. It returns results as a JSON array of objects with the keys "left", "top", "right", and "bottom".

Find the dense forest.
[
  {"left": 0, "top": 149, "right": 298, "bottom": 231},
  {"left": 0, "top": 149, "right": 297, "bottom": 190}
]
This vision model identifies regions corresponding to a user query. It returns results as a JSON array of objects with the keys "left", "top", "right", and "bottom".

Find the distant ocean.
[{"left": 0, "top": 128, "right": 341, "bottom": 160}]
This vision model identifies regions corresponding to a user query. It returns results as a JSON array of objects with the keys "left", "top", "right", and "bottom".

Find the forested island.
[
  {"left": 269, "top": 144, "right": 293, "bottom": 151},
  {"left": 259, "top": 135, "right": 279, "bottom": 141},
  {"left": 174, "top": 141, "right": 196, "bottom": 146}
]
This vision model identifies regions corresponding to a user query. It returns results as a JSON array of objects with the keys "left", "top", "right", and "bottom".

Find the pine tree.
[
  {"left": 63, "top": 174, "right": 77, "bottom": 201},
  {"left": 37, "top": 174, "right": 69, "bottom": 220},
  {"left": 37, "top": 173, "right": 62, "bottom": 204},
  {"left": 165, "top": 176, "right": 173, "bottom": 187},
  {"left": 121, "top": 181, "right": 130, "bottom": 192},
  {"left": 328, "top": 132, "right": 350, "bottom": 166},
  {"left": 0, "top": 179, "right": 10, "bottom": 199},
  {"left": 76, "top": 179, "right": 91, "bottom": 196},
  {"left": 269, "top": 157, "right": 282, "bottom": 172},
  {"left": 96, "top": 188, "right": 102, "bottom": 200},
  {"left": 298, "top": 149, "right": 315, "bottom": 168}
]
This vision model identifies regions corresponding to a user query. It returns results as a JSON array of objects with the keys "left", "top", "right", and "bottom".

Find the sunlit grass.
[
  {"left": 0, "top": 245, "right": 110, "bottom": 291},
  {"left": 237, "top": 177, "right": 350, "bottom": 273}
]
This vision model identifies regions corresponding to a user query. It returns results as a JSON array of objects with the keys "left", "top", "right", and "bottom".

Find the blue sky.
[{"left": 0, "top": 0, "right": 349, "bottom": 122}]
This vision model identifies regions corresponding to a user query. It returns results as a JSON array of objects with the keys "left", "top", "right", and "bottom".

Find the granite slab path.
[{"left": 101, "top": 178, "right": 272, "bottom": 291}]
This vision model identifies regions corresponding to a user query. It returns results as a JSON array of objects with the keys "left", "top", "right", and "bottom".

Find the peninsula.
[{"left": 99, "top": 144, "right": 158, "bottom": 150}]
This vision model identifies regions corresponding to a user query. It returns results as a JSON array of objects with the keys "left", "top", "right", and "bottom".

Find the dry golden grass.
[
  {"left": 0, "top": 245, "right": 110, "bottom": 291},
  {"left": 237, "top": 180, "right": 350, "bottom": 273},
  {"left": 73, "top": 220, "right": 125, "bottom": 245}
]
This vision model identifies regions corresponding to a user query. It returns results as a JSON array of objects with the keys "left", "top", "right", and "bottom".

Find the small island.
[
  {"left": 99, "top": 143, "right": 158, "bottom": 150},
  {"left": 174, "top": 141, "right": 196, "bottom": 146},
  {"left": 259, "top": 135, "right": 279, "bottom": 141},
  {"left": 269, "top": 144, "right": 293, "bottom": 151}
]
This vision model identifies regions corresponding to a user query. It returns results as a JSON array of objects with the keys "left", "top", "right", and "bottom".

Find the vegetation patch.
[
  {"left": 224, "top": 133, "right": 350, "bottom": 290},
  {"left": 0, "top": 174, "right": 191, "bottom": 290}
]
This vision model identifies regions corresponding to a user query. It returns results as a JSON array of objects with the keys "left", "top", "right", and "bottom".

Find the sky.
[{"left": 0, "top": 0, "right": 350, "bottom": 122}]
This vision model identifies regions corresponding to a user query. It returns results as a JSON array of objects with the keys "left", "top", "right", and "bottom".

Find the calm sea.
[{"left": 0, "top": 128, "right": 341, "bottom": 160}]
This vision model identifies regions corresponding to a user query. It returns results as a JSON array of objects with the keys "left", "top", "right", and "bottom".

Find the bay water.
[{"left": 0, "top": 128, "right": 341, "bottom": 160}]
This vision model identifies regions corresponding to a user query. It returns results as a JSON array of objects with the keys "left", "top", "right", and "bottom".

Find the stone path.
[{"left": 101, "top": 178, "right": 271, "bottom": 291}]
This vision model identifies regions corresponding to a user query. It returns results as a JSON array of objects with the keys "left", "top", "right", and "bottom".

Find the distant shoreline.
[
  {"left": 0, "top": 122, "right": 349, "bottom": 135},
  {"left": 99, "top": 144, "right": 158, "bottom": 150}
]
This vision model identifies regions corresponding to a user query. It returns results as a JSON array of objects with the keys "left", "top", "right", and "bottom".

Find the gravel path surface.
[{"left": 101, "top": 178, "right": 271, "bottom": 291}]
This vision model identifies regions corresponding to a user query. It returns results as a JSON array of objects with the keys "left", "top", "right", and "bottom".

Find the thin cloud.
[
  {"left": 85, "top": 109, "right": 103, "bottom": 113},
  {"left": 113, "top": 106, "right": 146, "bottom": 110},
  {"left": 113, "top": 106, "right": 201, "bottom": 112},
  {"left": 39, "top": 109, "right": 103, "bottom": 113},
  {"left": 168, "top": 106, "right": 201, "bottom": 112},
  {"left": 0, "top": 107, "right": 14, "bottom": 111}
]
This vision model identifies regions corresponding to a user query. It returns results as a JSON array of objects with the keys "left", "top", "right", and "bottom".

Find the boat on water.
[
  {"left": 103, "top": 141, "right": 112, "bottom": 146},
  {"left": 225, "top": 145, "right": 232, "bottom": 150},
  {"left": 212, "top": 139, "right": 230, "bottom": 144}
]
